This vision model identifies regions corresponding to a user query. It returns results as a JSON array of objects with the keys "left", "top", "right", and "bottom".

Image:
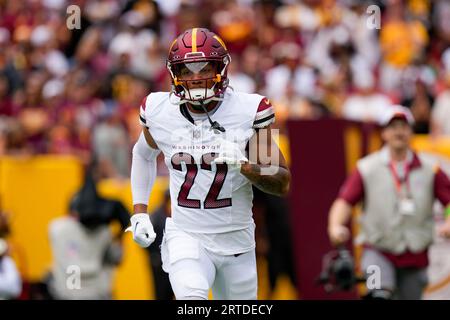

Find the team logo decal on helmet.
[{"left": 167, "top": 28, "right": 231, "bottom": 105}]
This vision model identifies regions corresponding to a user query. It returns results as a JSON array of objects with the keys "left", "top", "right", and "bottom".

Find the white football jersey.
[{"left": 139, "top": 89, "right": 275, "bottom": 253}]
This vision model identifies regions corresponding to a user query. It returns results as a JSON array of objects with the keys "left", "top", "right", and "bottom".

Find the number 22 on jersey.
[{"left": 171, "top": 152, "right": 232, "bottom": 209}]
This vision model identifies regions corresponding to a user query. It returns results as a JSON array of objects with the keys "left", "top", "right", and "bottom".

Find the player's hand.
[
  {"left": 125, "top": 213, "right": 156, "bottom": 248},
  {"left": 214, "top": 138, "right": 248, "bottom": 169},
  {"left": 328, "top": 224, "right": 350, "bottom": 246}
]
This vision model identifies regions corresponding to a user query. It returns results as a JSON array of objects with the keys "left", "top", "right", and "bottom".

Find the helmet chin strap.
[{"left": 199, "top": 100, "right": 226, "bottom": 134}]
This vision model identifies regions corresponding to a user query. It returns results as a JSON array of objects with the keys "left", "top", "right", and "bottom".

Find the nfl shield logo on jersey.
[{"left": 193, "top": 129, "right": 201, "bottom": 140}]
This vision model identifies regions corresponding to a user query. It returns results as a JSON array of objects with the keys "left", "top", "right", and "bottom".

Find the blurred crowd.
[{"left": 0, "top": 0, "right": 450, "bottom": 178}]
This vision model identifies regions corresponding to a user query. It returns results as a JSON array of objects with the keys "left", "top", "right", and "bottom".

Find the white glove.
[
  {"left": 214, "top": 138, "right": 248, "bottom": 169},
  {"left": 125, "top": 213, "right": 156, "bottom": 248}
]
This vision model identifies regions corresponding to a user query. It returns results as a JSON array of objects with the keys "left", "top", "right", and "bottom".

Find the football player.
[{"left": 126, "top": 28, "right": 290, "bottom": 300}]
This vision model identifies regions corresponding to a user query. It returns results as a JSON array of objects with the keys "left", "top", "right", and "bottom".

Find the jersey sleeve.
[
  {"left": 139, "top": 96, "right": 148, "bottom": 128},
  {"left": 252, "top": 97, "right": 275, "bottom": 129},
  {"left": 434, "top": 167, "right": 450, "bottom": 207},
  {"left": 338, "top": 169, "right": 365, "bottom": 206}
]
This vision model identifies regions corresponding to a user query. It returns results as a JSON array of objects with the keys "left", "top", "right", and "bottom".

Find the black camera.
[
  {"left": 317, "top": 247, "right": 365, "bottom": 293},
  {"left": 69, "top": 168, "right": 130, "bottom": 231}
]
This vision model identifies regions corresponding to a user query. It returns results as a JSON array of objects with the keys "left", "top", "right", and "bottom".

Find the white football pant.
[{"left": 161, "top": 219, "right": 257, "bottom": 300}]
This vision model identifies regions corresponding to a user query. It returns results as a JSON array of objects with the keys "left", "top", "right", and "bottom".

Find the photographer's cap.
[{"left": 380, "top": 105, "right": 415, "bottom": 127}]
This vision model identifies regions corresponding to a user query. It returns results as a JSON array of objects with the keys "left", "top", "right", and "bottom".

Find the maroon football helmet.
[{"left": 167, "top": 28, "right": 231, "bottom": 104}]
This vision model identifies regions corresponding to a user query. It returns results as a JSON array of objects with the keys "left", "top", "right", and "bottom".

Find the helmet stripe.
[
  {"left": 213, "top": 35, "right": 227, "bottom": 50},
  {"left": 191, "top": 28, "right": 198, "bottom": 52}
]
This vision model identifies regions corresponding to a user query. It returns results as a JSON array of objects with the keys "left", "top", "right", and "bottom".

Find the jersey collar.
[{"left": 179, "top": 103, "right": 195, "bottom": 124}]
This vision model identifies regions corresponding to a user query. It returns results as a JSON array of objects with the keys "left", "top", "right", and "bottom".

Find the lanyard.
[{"left": 389, "top": 161, "right": 411, "bottom": 197}]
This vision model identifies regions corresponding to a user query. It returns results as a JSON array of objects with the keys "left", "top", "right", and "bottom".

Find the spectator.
[
  {"left": 210, "top": 0, "right": 255, "bottom": 55},
  {"left": 265, "top": 42, "right": 316, "bottom": 101},
  {"left": 431, "top": 49, "right": 450, "bottom": 136},
  {"left": 47, "top": 168, "right": 130, "bottom": 299},
  {"left": 92, "top": 106, "right": 130, "bottom": 179},
  {"left": 0, "top": 239, "right": 22, "bottom": 300},
  {"left": 74, "top": 27, "right": 111, "bottom": 78},
  {"left": 0, "top": 73, "right": 18, "bottom": 116},
  {"left": 342, "top": 62, "right": 392, "bottom": 123},
  {"left": 0, "top": 212, "right": 22, "bottom": 300},
  {"left": 17, "top": 72, "right": 50, "bottom": 154},
  {"left": 402, "top": 78, "right": 434, "bottom": 134},
  {"left": 227, "top": 55, "right": 256, "bottom": 94},
  {"left": 379, "top": 0, "right": 429, "bottom": 95}
]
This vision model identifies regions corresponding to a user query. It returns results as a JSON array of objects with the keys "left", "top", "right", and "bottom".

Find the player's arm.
[
  {"left": 328, "top": 199, "right": 353, "bottom": 246},
  {"left": 240, "top": 125, "right": 291, "bottom": 197},
  {"left": 434, "top": 167, "right": 450, "bottom": 238},
  {"left": 127, "top": 124, "right": 161, "bottom": 248},
  {"left": 327, "top": 169, "right": 364, "bottom": 246},
  {"left": 132, "top": 127, "right": 159, "bottom": 213}
]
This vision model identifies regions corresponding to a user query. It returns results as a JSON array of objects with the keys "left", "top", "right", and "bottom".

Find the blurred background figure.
[
  {"left": 0, "top": 211, "right": 22, "bottom": 300},
  {"left": 379, "top": 0, "right": 428, "bottom": 96},
  {"left": 328, "top": 106, "right": 450, "bottom": 299},
  {"left": 227, "top": 55, "right": 256, "bottom": 94},
  {"left": 342, "top": 61, "right": 392, "bottom": 124},
  {"left": 46, "top": 166, "right": 130, "bottom": 300},
  {"left": 92, "top": 105, "right": 130, "bottom": 179},
  {"left": 432, "top": 48, "right": 450, "bottom": 137},
  {"left": 146, "top": 189, "right": 173, "bottom": 300}
]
